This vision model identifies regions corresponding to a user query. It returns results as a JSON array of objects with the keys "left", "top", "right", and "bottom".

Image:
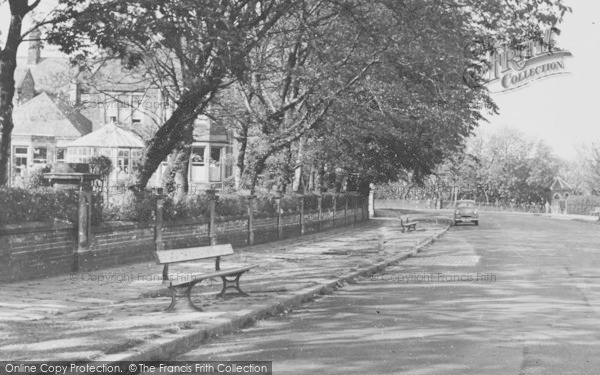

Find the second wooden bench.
[
  {"left": 155, "top": 244, "right": 258, "bottom": 311},
  {"left": 399, "top": 217, "right": 418, "bottom": 233}
]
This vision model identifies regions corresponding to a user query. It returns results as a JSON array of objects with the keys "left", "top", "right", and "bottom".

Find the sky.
[
  {"left": 481, "top": 0, "right": 600, "bottom": 161},
  {"left": 1, "top": 0, "right": 598, "bottom": 160}
]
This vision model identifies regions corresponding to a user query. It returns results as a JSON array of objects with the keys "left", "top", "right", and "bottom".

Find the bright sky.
[
  {"left": 482, "top": 0, "right": 600, "bottom": 161},
  {"left": 1, "top": 0, "right": 597, "bottom": 160}
]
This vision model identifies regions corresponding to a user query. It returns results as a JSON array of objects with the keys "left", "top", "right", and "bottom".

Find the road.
[{"left": 176, "top": 212, "right": 600, "bottom": 374}]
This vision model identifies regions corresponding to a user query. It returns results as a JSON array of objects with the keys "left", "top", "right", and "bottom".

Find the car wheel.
[{"left": 474, "top": 221, "right": 478, "bottom": 226}]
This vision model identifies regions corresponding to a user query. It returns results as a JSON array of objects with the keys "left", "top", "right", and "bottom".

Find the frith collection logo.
[{"left": 465, "top": 30, "right": 573, "bottom": 92}]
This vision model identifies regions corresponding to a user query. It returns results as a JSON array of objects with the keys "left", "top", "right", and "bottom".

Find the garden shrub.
[
  {"left": 335, "top": 194, "right": 347, "bottom": 210},
  {"left": 321, "top": 194, "right": 334, "bottom": 210},
  {"left": 567, "top": 195, "right": 600, "bottom": 215},
  {"left": 162, "top": 193, "right": 210, "bottom": 221},
  {"left": 280, "top": 195, "right": 301, "bottom": 212},
  {"left": 254, "top": 195, "right": 277, "bottom": 215},
  {"left": 103, "top": 190, "right": 155, "bottom": 222},
  {"left": 215, "top": 194, "right": 249, "bottom": 217},
  {"left": 304, "top": 194, "right": 320, "bottom": 211},
  {"left": 17, "top": 164, "right": 51, "bottom": 189}
]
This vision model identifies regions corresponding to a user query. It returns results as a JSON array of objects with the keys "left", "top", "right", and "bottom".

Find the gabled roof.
[
  {"left": 67, "top": 122, "right": 145, "bottom": 148},
  {"left": 550, "top": 176, "right": 573, "bottom": 191},
  {"left": 12, "top": 92, "right": 92, "bottom": 138},
  {"left": 15, "top": 56, "right": 74, "bottom": 94},
  {"left": 15, "top": 68, "right": 34, "bottom": 89}
]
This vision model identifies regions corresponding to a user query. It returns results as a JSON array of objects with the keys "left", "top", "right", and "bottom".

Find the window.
[
  {"left": 131, "top": 149, "right": 142, "bottom": 171},
  {"left": 13, "top": 146, "right": 28, "bottom": 173},
  {"left": 191, "top": 147, "right": 205, "bottom": 165},
  {"left": 33, "top": 147, "right": 47, "bottom": 164},
  {"left": 56, "top": 148, "right": 66, "bottom": 162},
  {"left": 190, "top": 146, "right": 206, "bottom": 182},
  {"left": 131, "top": 94, "right": 144, "bottom": 124},
  {"left": 118, "top": 149, "right": 131, "bottom": 175},
  {"left": 209, "top": 147, "right": 222, "bottom": 182}
]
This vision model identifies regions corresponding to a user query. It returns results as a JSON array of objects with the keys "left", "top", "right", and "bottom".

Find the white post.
[{"left": 368, "top": 183, "right": 375, "bottom": 217}]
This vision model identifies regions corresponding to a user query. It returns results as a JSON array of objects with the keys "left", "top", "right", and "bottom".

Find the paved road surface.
[{"left": 177, "top": 212, "right": 600, "bottom": 374}]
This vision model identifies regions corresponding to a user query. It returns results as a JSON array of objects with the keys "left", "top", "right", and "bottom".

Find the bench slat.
[
  {"left": 156, "top": 244, "right": 234, "bottom": 265},
  {"left": 169, "top": 265, "right": 259, "bottom": 287}
]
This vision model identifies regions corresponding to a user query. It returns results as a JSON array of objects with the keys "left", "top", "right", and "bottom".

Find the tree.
[
  {"left": 466, "top": 127, "right": 559, "bottom": 204},
  {"left": 0, "top": 0, "right": 51, "bottom": 185},
  {"left": 289, "top": 0, "right": 568, "bottom": 196},
  {"left": 577, "top": 143, "right": 600, "bottom": 195},
  {"left": 48, "top": 0, "right": 299, "bottom": 191}
]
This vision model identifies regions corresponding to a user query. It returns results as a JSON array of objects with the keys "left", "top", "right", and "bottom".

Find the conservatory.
[{"left": 66, "top": 122, "right": 145, "bottom": 182}]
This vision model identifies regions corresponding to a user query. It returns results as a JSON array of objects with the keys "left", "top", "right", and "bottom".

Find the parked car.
[{"left": 454, "top": 200, "right": 479, "bottom": 226}]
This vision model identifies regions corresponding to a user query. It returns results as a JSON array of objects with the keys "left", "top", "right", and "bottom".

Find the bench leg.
[
  {"left": 166, "top": 283, "right": 204, "bottom": 312},
  {"left": 216, "top": 272, "right": 250, "bottom": 298}
]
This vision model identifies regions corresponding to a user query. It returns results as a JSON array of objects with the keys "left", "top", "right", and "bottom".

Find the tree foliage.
[{"left": 43, "top": 0, "right": 570, "bottom": 195}]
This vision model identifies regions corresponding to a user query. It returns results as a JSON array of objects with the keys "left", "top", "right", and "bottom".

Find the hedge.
[
  {"left": 0, "top": 187, "right": 79, "bottom": 225},
  {"left": 0, "top": 187, "right": 363, "bottom": 225}
]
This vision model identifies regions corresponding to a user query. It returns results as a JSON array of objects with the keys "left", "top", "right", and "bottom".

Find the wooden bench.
[
  {"left": 399, "top": 217, "right": 418, "bottom": 233},
  {"left": 155, "top": 244, "right": 258, "bottom": 312},
  {"left": 590, "top": 207, "right": 600, "bottom": 217}
]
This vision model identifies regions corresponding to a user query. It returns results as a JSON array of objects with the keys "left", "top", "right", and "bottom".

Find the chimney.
[
  {"left": 27, "top": 29, "right": 41, "bottom": 65},
  {"left": 69, "top": 82, "right": 81, "bottom": 107}
]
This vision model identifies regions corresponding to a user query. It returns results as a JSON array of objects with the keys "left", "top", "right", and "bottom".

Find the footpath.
[{"left": 0, "top": 211, "right": 450, "bottom": 362}]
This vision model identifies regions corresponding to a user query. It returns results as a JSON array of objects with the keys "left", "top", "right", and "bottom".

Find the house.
[
  {"left": 11, "top": 31, "right": 233, "bottom": 190},
  {"left": 11, "top": 92, "right": 92, "bottom": 177},
  {"left": 549, "top": 176, "right": 573, "bottom": 215}
]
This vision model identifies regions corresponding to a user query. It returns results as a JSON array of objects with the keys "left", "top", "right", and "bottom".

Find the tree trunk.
[
  {"left": 0, "top": 1, "right": 30, "bottom": 186},
  {"left": 136, "top": 74, "right": 223, "bottom": 190},
  {"left": 234, "top": 121, "right": 249, "bottom": 190}
]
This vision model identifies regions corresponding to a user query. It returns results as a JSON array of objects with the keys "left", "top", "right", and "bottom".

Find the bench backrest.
[{"left": 155, "top": 244, "right": 234, "bottom": 265}]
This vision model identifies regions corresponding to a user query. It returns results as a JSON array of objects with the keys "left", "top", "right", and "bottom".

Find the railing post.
[
  {"left": 154, "top": 196, "right": 169, "bottom": 281},
  {"left": 354, "top": 193, "right": 358, "bottom": 223},
  {"left": 300, "top": 195, "right": 305, "bottom": 235},
  {"left": 206, "top": 189, "right": 218, "bottom": 246},
  {"left": 77, "top": 190, "right": 92, "bottom": 251},
  {"left": 332, "top": 195, "right": 336, "bottom": 228},
  {"left": 155, "top": 196, "right": 164, "bottom": 251},
  {"left": 368, "top": 183, "right": 374, "bottom": 219},
  {"left": 75, "top": 190, "right": 93, "bottom": 271},
  {"left": 360, "top": 195, "right": 365, "bottom": 221},
  {"left": 317, "top": 193, "right": 323, "bottom": 231},
  {"left": 246, "top": 195, "right": 255, "bottom": 245},
  {"left": 274, "top": 192, "right": 283, "bottom": 240},
  {"left": 344, "top": 194, "right": 348, "bottom": 225}
]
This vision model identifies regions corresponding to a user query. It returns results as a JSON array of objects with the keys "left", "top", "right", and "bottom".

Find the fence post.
[
  {"left": 332, "top": 195, "right": 336, "bottom": 228},
  {"left": 344, "top": 194, "right": 348, "bottom": 225},
  {"left": 75, "top": 190, "right": 92, "bottom": 271},
  {"left": 317, "top": 193, "right": 323, "bottom": 231},
  {"left": 206, "top": 190, "right": 218, "bottom": 246},
  {"left": 77, "top": 190, "right": 92, "bottom": 251},
  {"left": 360, "top": 195, "right": 365, "bottom": 221},
  {"left": 275, "top": 192, "right": 283, "bottom": 240},
  {"left": 154, "top": 196, "right": 169, "bottom": 281},
  {"left": 246, "top": 195, "right": 255, "bottom": 245},
  {"left": 354, "top": 193, "right": 358, "bottom": 223},
  {"left": 300, "top": 195, "right": 305, "bottom": 235}
]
